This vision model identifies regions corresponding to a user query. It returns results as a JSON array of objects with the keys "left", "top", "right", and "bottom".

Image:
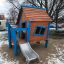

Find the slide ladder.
[{"left": 19, "top": 42, "right": 39, "bottom": 64}]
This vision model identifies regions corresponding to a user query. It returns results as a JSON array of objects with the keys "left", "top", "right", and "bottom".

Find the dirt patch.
[{"left": 0, "top": 31, "right": 64, "bottom": 64}]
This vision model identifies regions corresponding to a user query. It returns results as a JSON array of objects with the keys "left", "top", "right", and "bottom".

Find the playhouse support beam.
[
  {"left": 8, "top": 23, "right": 12, "bottom": 48},
  {"left": 12, "top": 30, "right": 18, "bottom": 56},
  {"left": 10, "top": 27, "right": 28, "bottom": 56},
  {"left": 45, "top": 22, "right": 50, "bottom": 48},
  {"left": 27, "top": 22, "right": 31, "bottom": 42},
  {"left": 45, "top": 39, "right": 48, "bottom": 48}
]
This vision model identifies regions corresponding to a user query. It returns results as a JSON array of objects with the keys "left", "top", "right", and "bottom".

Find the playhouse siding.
[
  {"left": 30, "top": 21, "right": 49, "bottom": 43},
  {"left": 16, "top": 7, "right": 52, "bottom": 43}
]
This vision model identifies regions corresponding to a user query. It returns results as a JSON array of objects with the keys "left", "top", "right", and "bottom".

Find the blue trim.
[
  {"left": 34, "top": 26, "right": 46, "bottom": 36},
  {"left": 45, "top": 40, "right": 48, "bottom": 48},
  {"left": 12, "top": 28, "right": 27, "bottom": 31},
  {"left": 10, "top": 27, "right": 28, "bottom": 56},
  {"left": 46, "top": 22, "right": 50, "bottom": 40},
  {"left": 21, "top": 5, "right": 48, "bottom": 10},
  {"left": 45, "top": 22, "right": 50, "bottom": 48},
  {"left": 36, "top": 26, "right": 46, "bottom": 28},
  {"left": 11, "top": 30, "right": 17, "bottom": 55},
  {"left": 27, "top": 21, "right": 31, "bottom": 42},
  {"left": 48, "top": 22, "right": 51, "bottom": 31},
  {"left": 34, "top": 34, "right": 46, "bottom": 36},
  {"left": 7, "top": 23, "right": 12, "bottom": 48},
  {"left": 8, "top": 22, "right": 31, "bottom": 56}
]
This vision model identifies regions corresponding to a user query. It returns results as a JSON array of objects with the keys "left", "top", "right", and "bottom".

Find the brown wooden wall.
[{"left": 30, "top": 21, "right": 49, "bottom": 43}]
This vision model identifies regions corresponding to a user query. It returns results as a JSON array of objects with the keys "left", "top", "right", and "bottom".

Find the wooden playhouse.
[
  {"left": 16, "top": 6, "right": 52, "bottom": 43},
  {"left": 8, "top": 6, "right": 52, "bottom": 55}
]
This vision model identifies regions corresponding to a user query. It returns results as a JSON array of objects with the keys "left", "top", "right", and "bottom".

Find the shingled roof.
[{"left": 16, "top": 6, "right": 52, "bottom": 24}]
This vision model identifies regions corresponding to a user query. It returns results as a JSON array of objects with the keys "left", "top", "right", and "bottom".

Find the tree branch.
[
  {"left": 49, "top": 0, "right": 57, "bottom": 16},
  {"left": 27, "top": 0, "right": 38, "bottom": 7},
  {"left": 8, "top": 0, "right": 19, "bottom": 10}
]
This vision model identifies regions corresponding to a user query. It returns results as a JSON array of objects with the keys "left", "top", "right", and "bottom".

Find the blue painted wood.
[
  {"left": 18, "top": 31, "right": 21, "bottom": 38},
  {"left": 36, "top": 26, "right": 46, "bottom": 28},
  {"left": 34, "top": 34, "right": 46, "bottom": 36},
  {"left": 10, "top": 26, "right": 28, "bottom": 55},
  {"left": 48, "top": 22, "right": 50, "bottom": 35},
  {"left": 14, "top": 28, "right": 27, "bottom": 31},
  {"left": 34, "top": 26, "right": 46, "bottom": 36},
  {"left": 45, "top": 40, "right": 48, "bottom": 48},
  {"left": 12, "top": 30, "right": 17, "bottom": 56},
  {"left": 46, "top": 22, "right": 50, "bottom": 40},
  {"left": 8, "top": 23, "right": 12, "bottom": 48},
  {"left": 8, "top": 22, "right": 31, "bottom": 55},
  {"left": 45, "top": 22, "right": 50, "bottom": 48},
  {"left": 21, "top": 5, "right": 48, "bottom": 10},
  {"left": 10, "top": 29, "right": 13, "bottom": 41},
  {"left": 27, "top": 22, "right": 31, "bottom": 42}
]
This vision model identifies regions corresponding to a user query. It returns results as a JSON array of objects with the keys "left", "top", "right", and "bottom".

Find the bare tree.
[
  {"left": 26, "top": 0, "right": 64, "bottom": 30},
  {"left": 7, "top": 0, "right": 64, "bottom": 30},
  {"left": 7, "top": 0, "right": 21, "bottom": 24},
  {"left": 7, "top": 0, "right": 20, "bottom": 9},
  {"left": 9, "top": 7, "right": 18, "bottom": 24}
]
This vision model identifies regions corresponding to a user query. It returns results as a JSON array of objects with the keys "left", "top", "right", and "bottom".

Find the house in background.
[{"left": 0, "top": 14, "right": 6, "bottom": 30}]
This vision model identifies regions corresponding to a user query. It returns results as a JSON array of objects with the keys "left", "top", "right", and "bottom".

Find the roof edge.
[{"left": 21, "top": 5, "right": 48, "bottom": 10}]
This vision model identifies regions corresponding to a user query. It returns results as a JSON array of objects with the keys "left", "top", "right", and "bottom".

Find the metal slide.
[{"left": 19, "top": 43, "right": 39, "bottom": 64}]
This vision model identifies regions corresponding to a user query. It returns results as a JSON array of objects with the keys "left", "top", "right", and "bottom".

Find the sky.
[
  {"left": 0, "top": 0, "right": 24, "bottom": 17},
  {"left": 0, "top": 0, "right": 64, "bottom": 18},
  {"left": 0, "top": 0, "right": 8, "bottom": 12},
  {"left": 0, "top": 0, "right": 11, "bottom": 17}
]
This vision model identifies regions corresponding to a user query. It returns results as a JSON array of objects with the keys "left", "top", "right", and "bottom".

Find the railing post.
[
  {"left": 27, "top": 22, "right": 31, "bottom": 42},
  {"left": 45, "top": 22, "right": 50, "bottom": 48},
  {"left": 12, "top": 29, "right": 17, "bottom": 56},
  {"left": 8, "top": 23, "right": 12, "bottom": 48}
]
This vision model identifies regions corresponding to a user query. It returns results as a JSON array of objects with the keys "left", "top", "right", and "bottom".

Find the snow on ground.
[
  {"left": 46, "top": 45, "right": 64, "bottom": 64},
  {"left": 0, "top": 31, "right": 19, "bottom": 64},
  {"left": 44, "top": 37, "right": 64, "bottom": 64},
  {"left": 49, "top": 28, "right": 64, "bottom": 31},
  {"left": 0, "top": 31, "right": 8, "bottom": 47},
  {"left": 0, "top": 51, "right": 19, "bottom": 64},
  {"left": 0, "top": 31, "right": 64, "bottom": 64}
]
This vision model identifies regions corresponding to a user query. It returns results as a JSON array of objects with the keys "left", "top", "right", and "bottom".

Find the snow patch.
[{"left": 46, "top": 44, "right": 64, "bottom": 64}]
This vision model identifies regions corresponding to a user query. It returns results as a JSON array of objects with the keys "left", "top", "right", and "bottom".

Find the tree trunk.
[{"left": 56, "top": 18, "right": 58, "bottom": 30}]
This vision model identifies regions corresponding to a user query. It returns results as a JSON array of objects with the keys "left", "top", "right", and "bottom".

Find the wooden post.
[
  {"left": 27, "top": 22, "right": 31, "bottom": 42},
  {"left": 12, "top": 29, "right": 17, "bottom": 56},
  {"left": 45, "top": 22, "right": 50, "bottom": 48},
  {"left": 8, "top": 23, "right": 12, "bottom": 48}
]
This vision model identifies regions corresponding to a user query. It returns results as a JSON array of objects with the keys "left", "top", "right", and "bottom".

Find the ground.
[{"left": 0, "top": 31, "right": 64, "bottom": 64}]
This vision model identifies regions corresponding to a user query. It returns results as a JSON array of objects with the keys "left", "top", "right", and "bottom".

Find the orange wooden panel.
[
  {"left": 21, "top": 7, "right": 52, "bottom": 22},
  {"left": 30, "top": 21, "right": 49, "bottom": 43}
]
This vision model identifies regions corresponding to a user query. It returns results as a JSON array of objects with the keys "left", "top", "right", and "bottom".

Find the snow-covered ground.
[
  {"left": 49, "top": 28, "right": 64, "bottom": 31},
  {"left": 47, "top": 45, "right": 64, "bottom": 64},
  {"left": 0, "top": 31, "right": 64, "bottom": 64}
]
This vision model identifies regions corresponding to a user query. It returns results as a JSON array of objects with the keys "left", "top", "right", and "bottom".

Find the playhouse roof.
[{"left": 17, "top": 6, "right": 52, "bottom": 24}]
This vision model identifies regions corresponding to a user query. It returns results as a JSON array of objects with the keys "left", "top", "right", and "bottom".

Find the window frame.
[{"left": 34, "top": 26, "right": 46, "bottom": 36}]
